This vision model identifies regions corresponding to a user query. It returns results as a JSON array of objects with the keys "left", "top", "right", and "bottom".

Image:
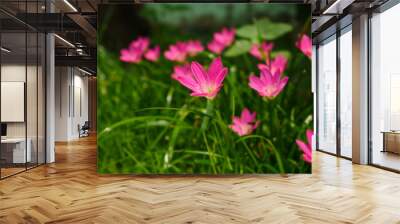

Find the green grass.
[
  {"left": 97, "top": 5, "right": 312, "bottom": 174},
  {"left": 97, "top": 46, "right": 312, "bottom": 174}
]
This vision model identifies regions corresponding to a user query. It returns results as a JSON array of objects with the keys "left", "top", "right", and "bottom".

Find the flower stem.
[{"left": 200, "top": 99, "right": 214, "bottom": 132}]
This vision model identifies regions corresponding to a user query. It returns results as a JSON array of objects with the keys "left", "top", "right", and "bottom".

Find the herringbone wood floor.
[{"left": 1, "top": 135, "right": 400, "bottom": 224}]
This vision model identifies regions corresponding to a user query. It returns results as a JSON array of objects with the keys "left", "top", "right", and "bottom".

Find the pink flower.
[
  {"left": 296, "top": 34, "right": 312, "bottom": 59},
  {"left": 144, "top": 46, "right": 160, "bottom": 62},
  {"left": 258, "top": 55, "right": 288, "bottom": 76},
  {"left": 172, "top": 57, "right": 228, "bottom": 100},
  {"left": 229, "top": 108, "right": 260, "bottom": 136},
  {"left": 171, "top": 64, "right": 191, "bottom": 80},
  {"left": 207, "top": 27, "right": 236, "bottom": 54},
  {"left": 213, "top": 28, "right": 235, "bottom": 47},
  {"left": 129, "top": 36, "right": 150, "bottom": 52},
  {"left": 120, "top": 37, "right": 150, "bottom": 63},
  {"left": 185, "top": 40, "right": 204, "bottom": 56},
  {"left": 164, "top": 42, "right": 187, "bottom": 62},
  {"left": 249, "top": 67, "right": 289, "bottom": 99},
  {"left": 120, "top": 48, "right": 142, "bottom": 63},
  {"left": 295, "top": 129, "right": 313, "bottom": 163},
  {"left": 249, "top": 41, "right": 274, "bottom": 61},
  {"left": 207, "top": 40, "right": 226, "bottom": 54}
]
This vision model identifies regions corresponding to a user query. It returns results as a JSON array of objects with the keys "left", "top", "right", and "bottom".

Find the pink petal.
[
  {"left": 230, "top": 124, "right": 244, "bottom": 136},
  {"left": 175, "top": 75, "right": 199, "bottom": 92},
  {"left": 207, "top": 40, "right": 225, "bottom": 54},
  {"left": 271, "top": 55, "right": 287, "bottom": 75},
  {"left": 208, "top": 57, "right": 223, "bottom": 79},
  {"left": 258, "top": 63, "right": 269, "bottom": 71},
  {"left": 191, "top": 61, "right": 209, "bottom": 87},
  {"left": 248, "top": 75, "right": 265, "bottom": 95},
  {"left": 260, "top": 69, "right": 273, "bottom": 86},
  {"left": 306, "top": 129, "right": 313, "bottom": 149},
  {"left": 213, "top": 68, "right": 228, "bottom": 87},
  {"left": 241, "top": 108, "right": 255, "bottom": 123},
  {"left": 303, "top": 154, "right": 312, "bottom": 163},
  {"left": 296, "top": 140, "right": 310, "bottom": 156}
]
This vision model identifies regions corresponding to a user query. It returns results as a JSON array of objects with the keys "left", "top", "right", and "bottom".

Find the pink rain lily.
[
  {"left": 249, "top": 41, "right": 274, "bottom": 61},
  {"left": 129, "top": 36, "right": 150, "bottom": 52},
  {"left": 207, "top": 40, "right": 226, "bottom": 54},
  {"left": 172, "top": 57, "right": 228, "bottom": 100},
  {"left": 295, "top": 129, "right": 313, "bottom": 163},
  {"left": 258, "top": 54, "right": 288, "bottom": 76},
  {"left": 144, "top": 46, "right": 160, "bottom": 62},
  {"left": 296, "top": 34, "right": 312, "bottom": 59},
  {"left": 120, "top": 37, "right": 150, "bottom": 63},
  {"left": 213, "top": 28, "right": 236, "bottom": 47},
  {"left": 249, "top": 67, "right": 289, "bottom": 99},
  {"left": 171, "top": 64, "right": 191, "bottom": 80},
  {"left": 164, "top": 42, "right": 188, "bottom": 62},
  {"left": 185, "top": 40, "right": 204, "bottom": 56},
  {"left": 207, "top": 27, "right": 236, "bottom": 54},
  {"left": 229, "top": 108, "right": 260, "bottom": 136},
  {"left": 120, "top": 48, "right": 142, "bottom": 63}
]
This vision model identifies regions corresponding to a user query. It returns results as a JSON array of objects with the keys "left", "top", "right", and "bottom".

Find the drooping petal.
[
  {"left": 175, "top": 75, "right": 199, "bottom": 93},
  {"left": 296, "top": 130, "right": 313, "bottom": 164},
  {"left": 296, "top": 140, "right": 310, "bottom": 156}
]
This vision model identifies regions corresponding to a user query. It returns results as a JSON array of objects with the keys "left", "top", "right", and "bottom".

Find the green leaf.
[
  {"left": 258, "top": 21, "right": 293, "bottom": 40},
  {"left": 236, "top": 24, "right": 257, "bottom": 39},
  {"left": 224, "top": 40, "right": 252, "bottom": 57},
  {"left": 271, "top": 50, "right": 291, "bottom": 60}
]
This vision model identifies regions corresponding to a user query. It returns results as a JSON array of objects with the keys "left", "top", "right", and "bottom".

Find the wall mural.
[{"left": 98, "top": 3, "right": 312, "bottom": 174}]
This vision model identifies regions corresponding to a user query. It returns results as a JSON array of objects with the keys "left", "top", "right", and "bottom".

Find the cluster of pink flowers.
[
  {"left": 207, "top": 28, "right": 236, "bottom": 54},
  {"left": 120, "top": 37, "right": 160, "bottom": 63},
  {"left": 164, "top": 40, "right": 204, "bottom": 62},
  {"left": 119, "top": 31, "right": 313, "bottom": 163}
]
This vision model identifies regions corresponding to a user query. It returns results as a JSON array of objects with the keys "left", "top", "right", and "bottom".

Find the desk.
[
  {"left": 382, "top": 131, "right": 400, "bottom": 154},
  {"left": 1, "top": 138, "right": 31, "bottom": 163}
]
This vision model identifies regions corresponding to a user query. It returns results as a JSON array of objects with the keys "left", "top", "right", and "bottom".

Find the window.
[
  {"left": 370, "top": 3, "right": 400, "bottom": 171},
  {"left": 339, "top": 26, "right": 352, "bottom": 158},
  {"left": 317, "top": 35, "right": 337, "bottom": 154}
]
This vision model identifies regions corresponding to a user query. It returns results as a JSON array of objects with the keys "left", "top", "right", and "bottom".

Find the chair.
[{"left": 79, "top": 121, "right": 90, "bottom": 138}]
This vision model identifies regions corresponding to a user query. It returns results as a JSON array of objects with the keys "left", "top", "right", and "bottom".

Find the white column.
[
  {"left": 352, "top": 14, "right": 369, "bottom": 164},
  {"left": 46, "top": 0, "right": 55, "bottom": 163}
]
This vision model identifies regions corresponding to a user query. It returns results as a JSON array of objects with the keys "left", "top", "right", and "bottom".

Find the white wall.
[{"left": 55, "top": 67, "right": 89, "bottom": 141}]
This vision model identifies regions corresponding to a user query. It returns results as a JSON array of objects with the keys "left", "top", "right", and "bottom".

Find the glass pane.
[
  {"left": 371, "top": 4, "right": 400, "bottom": 171},
  {"left": 27, "top": 30, "right": 38, "bottom": 169},
  {"left": 339, "top": 28, "right": 352, "bottom": 158},
  {"left": 317, "top": 36, "right": 337, "bottom": 154},
  {"left": 38, "top": 32, "right": 45, "bottom": 165},
  {"left": 1, "top": 30, "right": 27, "bottom": 177}
]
